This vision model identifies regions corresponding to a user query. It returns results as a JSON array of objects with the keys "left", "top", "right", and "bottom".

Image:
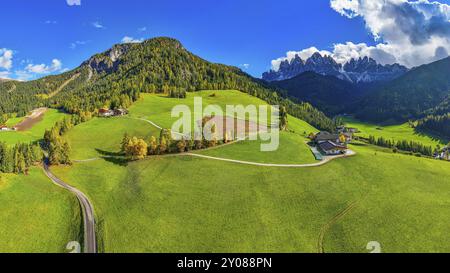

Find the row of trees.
[
  {"left": 0, "top": 142, "right": 43, "bottom": 174},
  {"left": 367, "top": 135, "right": 435, "bottom": 157},
  {"left": 120, "top": 124, "right": 233, "bottom": 160}
]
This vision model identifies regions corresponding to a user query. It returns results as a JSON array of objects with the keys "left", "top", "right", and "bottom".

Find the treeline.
[
  {"left": 416, "top": 114, "right": 450, "bottom": 139},
  {"left": 367, "top": 135, "right": 434, "bottom": 157},
  {"left": 121, "top": 124, "right": 232, "bottom": 160},
  {"left": 0, "top": 142, "right": 43, "bottom": 174}
]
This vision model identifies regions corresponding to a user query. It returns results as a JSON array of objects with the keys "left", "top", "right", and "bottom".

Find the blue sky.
[{"left": 1, "top": 0, "right": 449, "bottom": 80}]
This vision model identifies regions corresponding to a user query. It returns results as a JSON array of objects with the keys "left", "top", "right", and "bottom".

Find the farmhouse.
[
  {"left": 341, "top": 132, "right": 353, "bottom": 143},
  {"left": 0, "top": 125, "right": 13, "bottom": 131},
  {"left": 435, "top": 147, "right": 450, "bottom": 161},
  {"left": 98, "top": 108, "right": 128, "bottom": 117},
  {"left": 99, "top": 108, "right": 114, "bottom": 117},
  {"left": 318, "top": 141, "right": 347, "bottom": 155},
  {"left": 314, "top": 131, "right": 340, "bottom": 143},
  {"left": 114, "top": 109, "right": 129, "bottom": 116},
  {"left": 337, "top": 126, "right": 359, "bottom": 134}
]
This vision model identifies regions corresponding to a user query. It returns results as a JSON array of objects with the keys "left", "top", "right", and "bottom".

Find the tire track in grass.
[{"left": 317, "top": 201, "right": 359, "bottom": 253}]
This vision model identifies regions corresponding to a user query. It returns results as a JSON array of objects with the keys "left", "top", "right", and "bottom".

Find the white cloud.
[
  {"left": 14, "top": 70, "right": 33, "bottom": 81},
  {"left": 240, "top": 64, "right": 250, "bottom": 69},
  {"left": 25, "top": 59, "right": 63, "bottom": 74},
  {"left": 271, "top": 0, "right": 450, "bottom": 70},
  {"left": 121, "top": 36, "right": 144, "bottom": 44},
  {"left": 328, "top": 0, "right": 450, "bottom": 67},
  {"left": 0, "top": 48, "right": 13, "bottom": 70},
  {"left": 92, "top": 21, "right": 105, "bottom": 29},
  {"left": 0, "top": 71, "right": 11, "bottom": 79},
  {"left": 70, "top": 40, "right": 89, "bottom": 49},
  {"left": 45, "top": 20, "right": 57, "bottom": 24},
  {"left": 138, "top": 27, "right": 147, "bottom": 32},
  {"left": 66, "top": 0, "right": 81, "bottom": 6}
]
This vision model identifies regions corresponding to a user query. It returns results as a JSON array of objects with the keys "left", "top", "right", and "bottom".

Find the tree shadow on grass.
[
  {"left": 413, "top": 128, "right": 449, "bottom": 145},
  {"left": 95, "top": 148, "right": 129, "bottom": 167}
]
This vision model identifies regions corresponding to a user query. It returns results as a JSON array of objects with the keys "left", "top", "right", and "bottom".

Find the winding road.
[
  {"left": 43, "top": 159, "right": 97, "bottom": 253},
  {"left": 181, "top": 150, "right": 356, "bottom": 168}
]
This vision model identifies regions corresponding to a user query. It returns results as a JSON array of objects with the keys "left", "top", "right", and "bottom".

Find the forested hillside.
[
  {"left": 269, "top": 71, "right": 359, "bottom": 115},
  {"left": 0, "top": 37, "right": 337, "bottom": 132},
  {"left": 355, "top": 57, "right": 450, "bottom": 123}
]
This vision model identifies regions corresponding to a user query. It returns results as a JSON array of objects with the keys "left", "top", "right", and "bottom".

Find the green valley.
[{"left": 0, "top": 168, "right": 81, "bottom": 253}]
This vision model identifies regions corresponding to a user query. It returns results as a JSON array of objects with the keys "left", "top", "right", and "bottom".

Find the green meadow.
[
  {"left": 0, "top": 168, "right": 81, "bottom": 253},
  {"left": 344, "top": 117, "right": 447, "bottom": 147},
  {"left": 51, "top": 141, "right": 450, "bottom": 253},
  {"left": 128, "top": 90, "right": 274, "bottom": 128},
  {"left": 47, "top": 91, "right": 450, "bottom": 253},
  {"left": 0, "top": 109, "right": 67, "bottom": 146},
  {"left": 197, "top": 113, "right": 319, "bottom": 164},
  {"left": 66, "top": 117, "right": 159, "bottom": 160}
]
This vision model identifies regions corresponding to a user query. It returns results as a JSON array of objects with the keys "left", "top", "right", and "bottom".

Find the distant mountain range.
[{"left": 262, "top": 53, "right": 409, "bottom": 83}]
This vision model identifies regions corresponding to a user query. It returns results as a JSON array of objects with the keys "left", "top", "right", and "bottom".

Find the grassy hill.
[
  {"left": 48, "top": 90, "right": 450, "bottom": 253},
  {"left": 344, "top": 117, "right": 447, "bottom": 147},
  {"left": 0, "top": 168, "right": 81, "bottom": 253}
]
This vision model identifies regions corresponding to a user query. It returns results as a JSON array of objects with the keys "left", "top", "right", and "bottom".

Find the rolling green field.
[
  {"left": 128, "top": 90, "right": 275, "bottom": 128},
  {"left": 66, "top": 117, "right": 159, "bottom": 160},
  {"left": 344, "top": 117, "right": 447, "bottom": 147},
  {"left": 48, "top": 90, "right": 450, "bottom": 253},
  {"left": 197, "top": 113, "right": 319, "bottom": 164},
  {"left": 0, "top": 168, "right": 81, "bottom": 253},
  {"left": 68, "top": 90, "right": 297, "bottom": 161},
  {"left": 52, "top": 142, "right": 450, "bottom": 253},
  {"left": 0, "top": 109, "right": 67, "bottom": 145}
]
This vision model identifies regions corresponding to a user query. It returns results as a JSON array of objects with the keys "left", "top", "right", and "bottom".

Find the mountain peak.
[{"left": 263, "top": 54, "right": 408, "bottom": 83}]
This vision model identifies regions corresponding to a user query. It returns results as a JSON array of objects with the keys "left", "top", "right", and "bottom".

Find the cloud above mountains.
[
  {"left": 25, "top": 59, "right": 62, "bottom": 74},
  {"left": 66, "top": 0, "right": 81, "bottom": 6},
  {"left": 121, "top": 36, "right": 144, "bottom": 44},
  {"left": 0, "top": 49, "right": 13, "bottom": 70},
  {"left": 271, "top": 0, "right": 450, "bottom": 71}
]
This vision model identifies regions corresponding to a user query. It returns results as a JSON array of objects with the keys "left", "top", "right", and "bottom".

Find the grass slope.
[
  {"left": 344, "top": 117, "right": 446, "bottom": 147},
  {"left": 128, "top": 90, "right": 274, "bottom": 128},
  {"left": 0, "top": 109, "right": 67, "bottom": 145},
  {"left": 48, "top": 90, "right": 450, "bottom": 253},
  {"left": 51, "top": 143, "right": 450, "bottom": 253},
  {"left": 66, "top": 117, "right": 159, "bottom": 160},
  {"left": 0, "top": 168, "right": 81, "bottom": 253}
]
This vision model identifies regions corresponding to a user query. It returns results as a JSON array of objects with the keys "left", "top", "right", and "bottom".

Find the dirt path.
[
  {"left": 14, "top": 108, "right": 48, "bottom": 131},
  {"left": 317, "top": 201, "right": 359, "bottom": 253},
  {"left": 47, "top": 73, "right": 80, "bottom": 98},
  {"left": 178, "top": 150, "right": 355, "bottom": 168},
  {"left": 75, "top": 116, "right": 357, "bottom": 166}
]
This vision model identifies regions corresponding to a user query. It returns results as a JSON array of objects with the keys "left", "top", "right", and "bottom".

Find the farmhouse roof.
[
  {"left": 318, "top": 141, "right": 347, "bottom": 152},
  {"left": 315, "top": 131, "right": 339, "bottom": 141}
]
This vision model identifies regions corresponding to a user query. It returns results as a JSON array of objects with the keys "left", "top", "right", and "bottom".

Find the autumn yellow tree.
[{"left": 125, "top": 137, "right": 148, "bottom": 160}]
